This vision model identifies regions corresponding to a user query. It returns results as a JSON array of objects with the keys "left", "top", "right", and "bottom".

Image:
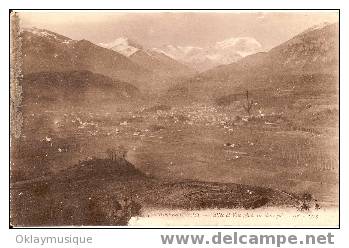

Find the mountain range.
[
  {"left": 20, "top": 22, "right": 338, "bottom": 104},
  {"left": 202, "top": 22, "right": 338, "bottom": 79},
  {"left": 100, "top": 35, "right": 263, "bottom": 72},
  {"left": 21, "top": 28, "right": 195, "bottom": 92},
  {"left": 21, "top": 28, "right": 148, "bottom": 84},
  {"left": 153, "top": 37, "right": 262, "bottom": 72},
  {"left": 99, "top": 37, "right": 196, "bottom": 79},
  {"left": 166, "top": 22, "right": 339, "bottom": 103}
]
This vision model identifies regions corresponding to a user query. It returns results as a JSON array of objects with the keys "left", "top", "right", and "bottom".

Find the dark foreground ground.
[{"left": 10, "top": 158, "right": 313, "bottom": 226}]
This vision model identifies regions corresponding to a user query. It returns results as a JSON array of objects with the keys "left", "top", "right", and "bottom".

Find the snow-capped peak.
[
  {"left": 99, "top": 37, "right": 142, "bottom": 57},
  {"left": 153, "top": 36, "right": 263, "bottom": 71},
  {"left": 214, "top": 37, "right": 262, "bottom": 57},
  {"left": 152, "top": 45, "right": 204, "bottom": 61}
]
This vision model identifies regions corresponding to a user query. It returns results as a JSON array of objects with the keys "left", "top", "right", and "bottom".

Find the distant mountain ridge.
[
  {"left": 20, "top": 22, "right": 338, "bottom": 98},
  {"left": 153, "top": 36, "right": 263, "bottom": 72},
  {"left": 99, "top": 37, "right": 196, "bottom": 79},
  {"left": 21, "top": 28, "right": 195, "bottom": 92},
  {"left": 99, "top": 37, "right": 143, "bottom": 57},
  {"left": 21, "top": 28, "right": 150, "bottom": 84},
  {"left": 200, "top": 22, "right": 338, "bottom": 82},
  {"left": 166, "top": 22, "right": 339, "bottom": 102}
]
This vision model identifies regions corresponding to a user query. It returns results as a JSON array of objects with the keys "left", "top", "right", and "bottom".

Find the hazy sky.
[{"left": 18, "top": 11, "right": 339, "bottom": 50}]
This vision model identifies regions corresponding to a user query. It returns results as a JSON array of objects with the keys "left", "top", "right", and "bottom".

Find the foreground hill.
[{"left": 10, "top": 157, "right": 304, "bottom": 226}]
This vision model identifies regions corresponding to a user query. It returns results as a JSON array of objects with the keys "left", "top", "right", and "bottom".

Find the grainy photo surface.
[{"left": 10, "top": 11, "right": 339, "bottom": 227}]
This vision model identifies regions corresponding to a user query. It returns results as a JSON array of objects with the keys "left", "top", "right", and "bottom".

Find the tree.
[
  {"left": 106, "top": 148, "right": 116, "bottom": 161},
  {"left": 106, "top": 145, "right": 127, "bottom": 161},
  {"left": 115, "top": 145, "right": 127, "bottom": 159},
  {"left": 242, "top": 90, "right": 254, "bottom": 116}
]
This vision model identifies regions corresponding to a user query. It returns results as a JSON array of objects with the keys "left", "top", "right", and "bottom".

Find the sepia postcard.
[{"left": 10, "top": 10, "right": 339, "bottom": 227}]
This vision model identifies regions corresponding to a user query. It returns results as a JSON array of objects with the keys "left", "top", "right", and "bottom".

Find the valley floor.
[{"left": 10, "top": 98, "right": 339, "bottom": 226}]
